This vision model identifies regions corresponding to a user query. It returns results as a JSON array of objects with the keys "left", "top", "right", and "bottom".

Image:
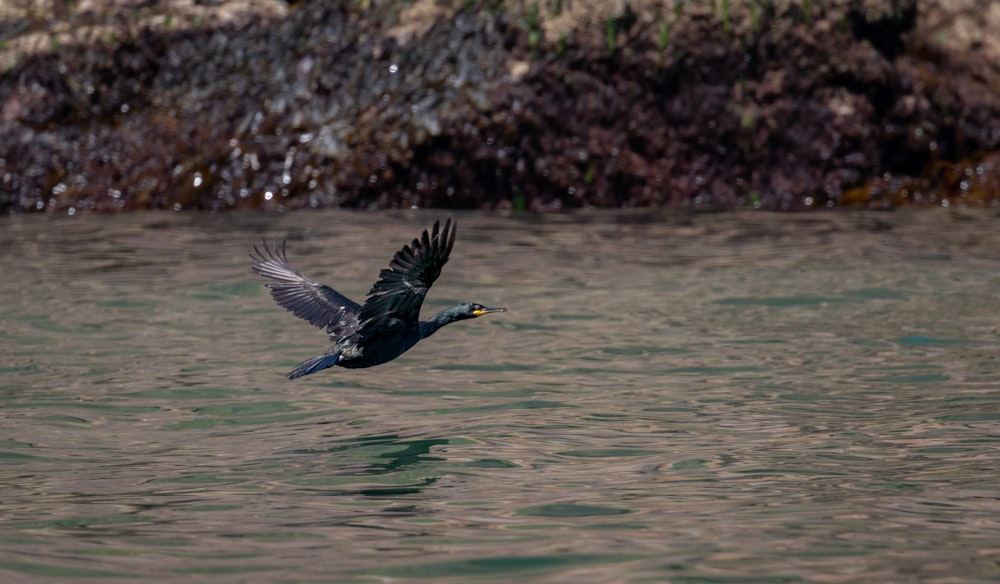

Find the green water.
[{"left": 2, "top": 209, "right": 999, "bottom": 582}]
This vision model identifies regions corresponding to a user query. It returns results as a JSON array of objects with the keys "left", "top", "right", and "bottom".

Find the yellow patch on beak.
[{"left": 472, "top": 307, "right": 506, "bottom": 317}]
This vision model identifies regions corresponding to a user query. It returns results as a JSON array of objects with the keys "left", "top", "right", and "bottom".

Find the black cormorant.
[{"left": 250, "top": 219, "right": 506, "bottom": 379}]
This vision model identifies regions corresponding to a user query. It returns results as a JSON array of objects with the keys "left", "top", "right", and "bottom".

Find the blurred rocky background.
[{"left": 1, "top": 0, "right": 998, "bottom": 213}]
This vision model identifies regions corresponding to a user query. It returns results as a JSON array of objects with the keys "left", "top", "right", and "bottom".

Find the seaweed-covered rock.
[{"left": 0, "top": 0, "right": 998, "bottom": 213}]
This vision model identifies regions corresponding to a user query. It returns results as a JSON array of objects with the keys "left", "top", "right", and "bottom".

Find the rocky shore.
[{"left": 1, "top": 0, "right": 998, "bottom": 213}]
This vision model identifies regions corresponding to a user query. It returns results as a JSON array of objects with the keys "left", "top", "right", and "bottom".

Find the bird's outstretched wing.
[
  {"left": 250, "top": 240, "right": 361, "bottom": 338},
  {"left": 357, "top": 219, "right": 456, "bottom": 331}
]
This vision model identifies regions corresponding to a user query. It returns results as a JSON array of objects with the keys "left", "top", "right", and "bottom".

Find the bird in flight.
[{"left": 251, "top": 219, "right": 506, "bottom": 379}]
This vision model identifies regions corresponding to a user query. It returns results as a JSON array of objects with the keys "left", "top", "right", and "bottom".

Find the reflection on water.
[{"left": 1, "top": 209, "right": 999, "bottom": 581}]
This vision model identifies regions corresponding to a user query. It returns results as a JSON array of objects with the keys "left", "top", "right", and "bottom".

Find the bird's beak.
[{"left": 473, "top": 306, "right": 507, "bottom": 317}]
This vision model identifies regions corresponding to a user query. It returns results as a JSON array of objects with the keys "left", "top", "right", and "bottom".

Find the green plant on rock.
[
  {"left": 557, "top": 31, "right": 568, "bottom": 58},
  {"left": 521, "top": 2, "right": 542, "bottom": 55},
  {"left": 512, "top": 192, "right": 527, "bottom": 211},
  {"left": 657, "top": 14, "right": 672, "bottom": 52},
  {"left": 606, "top": 16, "right": 616, "bottom": 54}
]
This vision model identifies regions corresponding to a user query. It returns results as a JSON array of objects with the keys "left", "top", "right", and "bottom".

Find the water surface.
[{"left": 2, "top": 209, "right": 999, "bottom": 582}]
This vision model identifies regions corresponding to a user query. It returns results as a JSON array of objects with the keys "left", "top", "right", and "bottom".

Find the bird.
[{"left": 250, "top": 219, "right": 506, "bottom": 379}]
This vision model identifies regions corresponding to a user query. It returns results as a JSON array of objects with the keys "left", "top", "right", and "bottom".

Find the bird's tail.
[{"left": 288, "top": 353, "right": 340, "bottom": 380}]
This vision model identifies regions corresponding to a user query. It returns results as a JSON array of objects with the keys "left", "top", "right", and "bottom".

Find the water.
[{"left": 2, "top": 209, "right": 999, "bottom": 582}]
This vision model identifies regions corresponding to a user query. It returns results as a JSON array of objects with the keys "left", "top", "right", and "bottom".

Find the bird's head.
[
  {"left": 422, "top": 302, "right": 506, "bottom": 337},
  {"left": 448, "top": 302, "right": 507, "bottom": 322}
]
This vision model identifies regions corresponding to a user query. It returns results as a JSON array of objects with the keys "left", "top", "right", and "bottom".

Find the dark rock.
[{"left": 0, "top": 0, "right": 998, "bottom": 213}]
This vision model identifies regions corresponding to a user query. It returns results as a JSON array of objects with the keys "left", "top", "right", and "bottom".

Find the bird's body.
[{"left": 250, "top": 219, "right": 505, "bottom": 379}]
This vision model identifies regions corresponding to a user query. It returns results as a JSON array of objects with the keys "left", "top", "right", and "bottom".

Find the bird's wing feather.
[
  {"left": 250, "top": 240, "right": 361, "bottom": 337},
  {"left": 356, "top": 219, "right": 455, "bottom": 334}
]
